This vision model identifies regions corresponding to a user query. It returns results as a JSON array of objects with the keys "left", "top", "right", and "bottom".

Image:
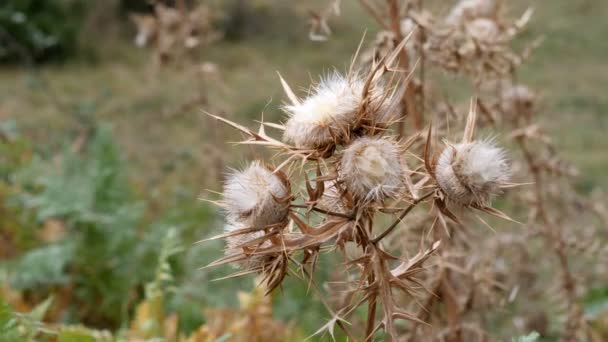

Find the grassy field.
[
  {"left": 1, "top": 0, "right": 606, "bottom": 191},
  {"left": 0, "top": 0, "right": 607, "bottom": 338}
]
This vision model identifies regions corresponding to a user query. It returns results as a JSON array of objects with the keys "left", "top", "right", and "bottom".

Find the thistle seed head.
[
  {"left": 400, "top": 18, "right": 417, "bottom": 37},
  {"left": 283, "top": 72, "right": 385, "bottom": 149},
  {"left": 223, "top": 161, "right": 290, "bottom": 229},
  {"left": 436, "top": 140, "right": 510, "bottom": 206},
  {"left": 341, "top": 137, "right": 404, "bottom": 202}
]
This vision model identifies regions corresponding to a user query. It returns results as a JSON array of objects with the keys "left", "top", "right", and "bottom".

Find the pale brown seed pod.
[
  {"left": 436, "top": 140, "right": 510, "bottom": 206},
  {"left": 282, "top": 72, "right": 386, "bottom": 149},
  {"left": 222, "top": 161, "right": 290, "bottom": 229},
  {"left": 340, "top": 137, "right": 404, "bottom": 202}
]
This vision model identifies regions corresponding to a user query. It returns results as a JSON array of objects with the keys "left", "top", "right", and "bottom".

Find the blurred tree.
[{"left": 0, "top": 0, "right": 87, "bottom": 64}]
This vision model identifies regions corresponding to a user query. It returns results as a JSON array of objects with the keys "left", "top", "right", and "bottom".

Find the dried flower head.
[
  {"left": 283, "top": 72, "right": 385, "bottom": 149},
  {"left": 436, "top": 140, "right": 510, "bottom": 206},
  {"left": 341, "top": 137, "right": 404, "bottom": 202},
  {"left": 223, "top": 161, "right": 290, "bottom": 228},
  {"left": 130, "top": 14, "right": 158, "bottom": 48}
]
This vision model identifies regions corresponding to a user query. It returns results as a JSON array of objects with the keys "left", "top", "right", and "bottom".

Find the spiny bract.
[
  {"left": 436, "top": 140, "right": 510, "bottom": 206},
  {"left": 317, "top": 181, "right": 349, "bottom": 215},
  {"left": 223, "top": 222, "right": 271, "bottom": 269}
]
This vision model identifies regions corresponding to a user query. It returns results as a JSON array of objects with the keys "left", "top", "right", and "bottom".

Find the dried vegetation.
[{"left": 203, "top": 0, "right": 608, "bottom": 340}]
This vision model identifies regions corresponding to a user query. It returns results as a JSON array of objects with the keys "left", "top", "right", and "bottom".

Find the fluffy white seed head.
[
  {"left": 223, "top": 161, "right": 290, "bottom": 229},
  {"left": 446, "top": 0, "right": 497, "bottom": 26},
  {"left": 283, "top": 72, "right": 386, "bottom": 149},
  {"left": 341, "top": 137, "right": 404, "bottom": 202},
  {"left": 400, "top": 17, "right": 417, "bottom": 37},
  {"left": 436, "top": 140, "right": 510, "bottom": 206}
]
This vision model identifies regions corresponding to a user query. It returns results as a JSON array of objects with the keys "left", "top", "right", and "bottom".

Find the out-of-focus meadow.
[{"left": 0, "top": 0, "right": 606, "bottom": 340}]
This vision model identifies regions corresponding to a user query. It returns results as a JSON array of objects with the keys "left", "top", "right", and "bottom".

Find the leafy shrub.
[
  {"left": 0, "top": 123, "right": 266, "bottom": 333},
  {"left": 8, "top": 125, "right": 149, "bottom": 326}
]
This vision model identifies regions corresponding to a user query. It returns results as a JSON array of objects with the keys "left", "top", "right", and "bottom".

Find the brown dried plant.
[
  {"left": 296, "top": 0, "right": 605, "bottom": 340},
  {"left": 199, "top": 24, "right": 529, "bottom": 338},
  {"left": 197, "top": 0, "right": 608, "bottom": 340},
  {"left": 130, "top": 0, "right": 223, "bottom": 70}
]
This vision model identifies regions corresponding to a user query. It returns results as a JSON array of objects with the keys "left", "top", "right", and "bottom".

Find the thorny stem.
[
  {"left": 358, "top": 0, "right": 389, "bottom": 29},
  {"left": 408, "top": 206, "right": 462, "bottom": 341},
  {"left": 515, "top": 137, "right": 581, "bottom": 339},
  {"left": 290, "top": 203, "right": 355, "bottom": 220},
  {"left": 364, "top": 214, "right": 378, "bottom": 341},
  {"left": 371, "top": 191, "right": 434, "bottom": 244},
  {"left": 417, "top": 0, "right": 426, "bottom": 119},
  {"left": 296, "top": 265, "right": 359, "bottom": 341},
  {"left": 433, "top": 215, "right": 462, "bottom": 342},
  {"left": 365, "top": 292, "right": 377, "bottom": 341},
  {"left": 386, "top": 0, "right": 423, "bottom": 134},
  {"left": 365, "top": 270, "right": 378, "bottom": 341},
  {"left": 407, "top": 277, "right": 442, "bottom": 341}
]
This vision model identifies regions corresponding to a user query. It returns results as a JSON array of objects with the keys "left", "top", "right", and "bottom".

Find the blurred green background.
[{"left": 0, "top": 0, "right": 606, "bottom": 340}]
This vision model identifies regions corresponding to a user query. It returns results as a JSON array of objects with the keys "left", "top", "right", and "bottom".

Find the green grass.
[{"left": 1, "top": 1, "right": 605, "bottom": 189}]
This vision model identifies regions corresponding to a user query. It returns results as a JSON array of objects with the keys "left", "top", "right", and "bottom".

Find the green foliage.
[
  {"left": 0, "top": 0, "right": 87, "bottom": 63},
  {"left": 0, "top": 122, "right": 245, "bottom": 334},
  {"left": 1, "top": 120, "right": 329, "bottom": 335},
  {"left": 584, "top": 286, "right": 608, "bottom": 318},
  {"left": 9, "top": 243, "right": 74, "bottom": 289},
  {"left": 0, "top": 295, "right": 55, "bottom": 341},
  {"left": 146, "top": 228, "right": 184, "bottom": 301},
  {"left": 6, "top": 124, "right": 151, "bottom": 326}
]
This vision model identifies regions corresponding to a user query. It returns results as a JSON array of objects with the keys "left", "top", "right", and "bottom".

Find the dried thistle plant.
[
  {"left": 130, "top": 0, "right": 223, "bottom": 70},
  {"left": 197, "top": 0, "right": 607, "bottom": 340},
  {"left": 298, "top": 0, "right": 605, "bottom": 340},
  {"left": 200, "top": 28, "right": 523, "bottom": 339}
]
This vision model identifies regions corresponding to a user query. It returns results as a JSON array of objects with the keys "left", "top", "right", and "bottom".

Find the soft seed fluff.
[
  {"left": 223, "top": 161, "right": 290, "bottom": 229},
  {"left": 436, "top": 140, "right": 510, "bottom": 206},
  {"left": 283, "top": 72, "right": 385, "bottom": 149},
  {"left": 341, "top": 137, "right": 404, "bottom": 202}
]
